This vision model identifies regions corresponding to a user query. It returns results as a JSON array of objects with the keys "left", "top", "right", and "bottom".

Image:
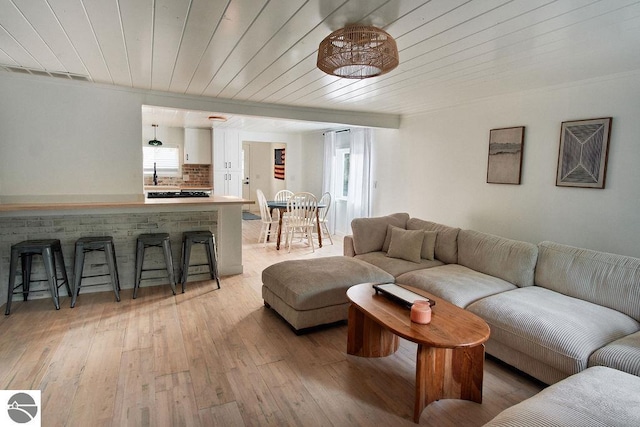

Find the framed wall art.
[
  {"left": 274, "top": 148, "right": 285, "bottom": 180},
  {"left": 487, "top": 126, "right": 525, "bottom": 185},
  {"left": 556, "top": 117, "right": 612, "bottom": 189}
]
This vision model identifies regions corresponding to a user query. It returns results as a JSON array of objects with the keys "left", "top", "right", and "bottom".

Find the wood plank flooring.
[{"left": 0, "top": 219, "right": 544, "bottom": 426}]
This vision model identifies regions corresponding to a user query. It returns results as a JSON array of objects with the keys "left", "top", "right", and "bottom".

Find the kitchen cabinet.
[
  {"left": 213, "top": 170, "right": 242, "bottom": 197},
  {"left": 213, "top": 129, "right": 241, "bottom": 170},
  {"left": 184, "top": 128, "right": 212, "bottom": 164},
  {"left": 213, "top": 129, "right": 242, "bottom": 197}
]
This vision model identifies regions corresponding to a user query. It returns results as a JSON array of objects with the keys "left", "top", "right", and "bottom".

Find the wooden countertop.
[{"left": 0, "top": 195, "right": 253, "bottom": 213}]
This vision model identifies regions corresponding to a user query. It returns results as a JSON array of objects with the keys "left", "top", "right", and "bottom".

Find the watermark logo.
[{"left": 0, "top": 391, "right": 41, "bottom": 426}]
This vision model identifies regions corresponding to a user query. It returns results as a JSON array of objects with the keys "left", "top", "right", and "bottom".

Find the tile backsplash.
[{"left": 144, "top": 164, "right": 211, "bottom": 187}]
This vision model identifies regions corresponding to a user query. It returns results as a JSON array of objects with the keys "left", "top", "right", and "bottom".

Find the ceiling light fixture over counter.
[
  {"left": 317, "top": 24, "right": 399, "bottom": 79},
  {"left": 148, "top": 124, "right": 162, "bottom": 146}
]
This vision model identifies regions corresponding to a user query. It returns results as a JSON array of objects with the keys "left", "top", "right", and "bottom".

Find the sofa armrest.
[{"left": 344, "top": 235, "right": 356, "bottom": 257}]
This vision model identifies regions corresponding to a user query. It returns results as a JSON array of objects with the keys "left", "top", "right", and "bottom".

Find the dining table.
[{"left": 266, "top": 200, "right": 326, "bottom": 250}]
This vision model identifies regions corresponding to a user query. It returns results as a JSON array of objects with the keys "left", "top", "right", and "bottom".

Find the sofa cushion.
[
  {"left": 355, "top": 252, "right": 443, "bottom": 277},
  {"left": 458, "top": 229, "right": 538, "bottom": 288},
  {"left": 351, "top": 213, "right": 410, "bottom": 255},
  {"left": 483, "top": 366, "right": 640, "bottom": 427},
  {"left": 397, "top": 264, "right": 517, "bottom": 308},
  {"left": 535, "top": 241, "right": 640, "bottom": 322},
  {"left": 386, "top": 227, "right": 424, "bottom": 263},
  {"left": 588, "top": 330, "right": 640, "bottom": 376},
  {"left": 406, "top": 218, "right": 459, "bottom": 264},
  {"left": 467, "top": 286, "right": 640, "bottom": 378},
  {"left": 484, "top": 339, "right": 569, "bottom": 385}
]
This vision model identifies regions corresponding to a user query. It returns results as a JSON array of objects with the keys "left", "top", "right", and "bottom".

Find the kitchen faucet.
[{"left": 153, "top": 162, "right": 158, "bottom": 185}]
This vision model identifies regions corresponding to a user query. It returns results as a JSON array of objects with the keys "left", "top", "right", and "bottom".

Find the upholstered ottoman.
[
  {"left": 483, "top": 366, "right": 640, "bottom": 426},
  {"left": 261, "top": 256, "right": 394, "bottom": 333}
]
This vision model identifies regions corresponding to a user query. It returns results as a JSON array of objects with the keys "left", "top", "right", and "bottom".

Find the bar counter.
[
  {"left": 0, "top": 194, "right": 248, "bottom": 213},
  {"left": 0, "top": 196, "right": 252, "bottom": 308}
]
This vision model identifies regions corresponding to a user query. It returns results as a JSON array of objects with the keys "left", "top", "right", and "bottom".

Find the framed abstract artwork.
[
  {"left": 487, "top": 126, "right": 525, "bottom": 184},
  {"left": 556, "top": 117, "right": 612, "bottom": 189}
]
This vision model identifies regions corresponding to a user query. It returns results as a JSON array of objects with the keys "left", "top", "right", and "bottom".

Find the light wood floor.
[{"left": 0, "top": 219, "right": 544, "bottom": 426}]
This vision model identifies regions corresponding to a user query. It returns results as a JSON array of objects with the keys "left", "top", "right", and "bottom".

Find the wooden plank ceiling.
[{"left": 1, "top": 0, "right": 640, "bottom": 131}]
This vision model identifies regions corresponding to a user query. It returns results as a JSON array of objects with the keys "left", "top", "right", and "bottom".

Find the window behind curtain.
[
  {"left": 334, "top": 131, "right": 351, "bottom": 201},
  {"left": 143, "top": 146, "right": 180, "bottom": 175},
  {"left": 335, "top": 148, "right": 350, "bottom": 200}
]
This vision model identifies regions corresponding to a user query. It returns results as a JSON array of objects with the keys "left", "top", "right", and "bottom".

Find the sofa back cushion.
[
  {"left": 535, "top": 241, "right": 640, "bottom": 322},
  {"left": 406, "top": 218, "right": 460, "bottom": 264},
  {"left": 351, "top": 213, "right": 410, "bottom": 255},
  {"left": 458, "top": 229, "right": 538, "bottom": 288}
]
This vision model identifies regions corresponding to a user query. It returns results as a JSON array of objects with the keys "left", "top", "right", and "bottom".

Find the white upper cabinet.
[{"left": 184, "top": 128, "right": 212, "bottom": 164}]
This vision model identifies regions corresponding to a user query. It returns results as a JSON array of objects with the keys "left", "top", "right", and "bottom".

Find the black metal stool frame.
[
  {"left": 179, "top": 231, "right": 221, "bottom": 293},
  {"left": 133, "top": 233, "right": 177, "bottom": 299},
  {"left": 5, "top": 239, "right": 72, "bottom": 315},
  {"left": 71, "top": 236, "right": 121, "bottom": 308}
]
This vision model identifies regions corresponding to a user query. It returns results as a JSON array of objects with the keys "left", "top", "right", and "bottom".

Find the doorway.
[
  {"left": 242, "top": 144, "right": 251, "bottom": 212},
  {"left": 242, "top": 141, "right": 287, "bottom": 213}
]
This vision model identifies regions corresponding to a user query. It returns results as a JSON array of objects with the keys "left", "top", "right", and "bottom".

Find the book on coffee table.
[{"left": 372, "top": 283, "right": 436, "bottom": 308}]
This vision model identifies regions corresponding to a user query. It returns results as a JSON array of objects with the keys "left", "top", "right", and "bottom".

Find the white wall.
[
  {"left": 239, "top": 130, "right": 311, "bottom": 197},
  {"left": 11, "top": 70, "right": 639, "bottom": 259},
  {"left": 372, "top": 72, "right": 640, "bottom": 258},
  {"left": 142, "top": 125, "right": 184, "bottom": 149},
  {"left": 0, "top": 75, "right": 142, "bottom": 202},
  {"left": 0, "top": 74, "right": 327, "bottom": 204},
  {"left": 299, "top": 131, "right": 324, "bottom": 197}
]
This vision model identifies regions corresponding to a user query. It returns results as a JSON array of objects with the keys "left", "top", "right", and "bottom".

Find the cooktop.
[{"left": 147, "top": 191, "right": 210, "bottom": 199}]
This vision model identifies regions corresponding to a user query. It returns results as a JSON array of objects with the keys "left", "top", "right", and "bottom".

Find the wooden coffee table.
[{"left": 346, "top": 283, "right": 491, "bottom": 423}]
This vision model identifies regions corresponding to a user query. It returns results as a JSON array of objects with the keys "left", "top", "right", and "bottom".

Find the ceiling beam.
[
  {"left": 0, "top": 69, "right": 401, "bottom": 129},
  {"left": 140, "top": 88, "right": 401, "bottom": 130}
]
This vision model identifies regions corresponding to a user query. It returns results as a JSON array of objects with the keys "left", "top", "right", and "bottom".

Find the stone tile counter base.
[{"left": 0, "top": 211, "right": 217, "bottom": 306}]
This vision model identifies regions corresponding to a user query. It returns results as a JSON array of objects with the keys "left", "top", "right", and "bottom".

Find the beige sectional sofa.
[
  {"left": 483, "top": 366, "right": 640, "bottom": 426},
  {"left": 344, "top": 213, "right": 640, "bottom": 386}
]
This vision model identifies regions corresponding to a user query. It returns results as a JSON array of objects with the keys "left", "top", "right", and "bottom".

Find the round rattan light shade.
[{"left": 317, "top": 24, "right": 399, "bottom": 79}]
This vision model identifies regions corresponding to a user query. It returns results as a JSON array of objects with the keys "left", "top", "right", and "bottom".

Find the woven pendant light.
[{"left": 317, "top": 24, "right": 399, "bottom": 79}]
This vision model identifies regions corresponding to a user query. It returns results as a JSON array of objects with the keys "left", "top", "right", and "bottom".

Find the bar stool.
[
  {"left": 179, "top": 230, "right": 220, "bottom": 292},
  {"left": 133, "top": 233, "right": 177, "bottom": 298},
  {"left": 5, "top": 239, "right": 71, "bottom": 315},
  {"left": 71, "top": 236, "right": 121, "bottom": 308}
]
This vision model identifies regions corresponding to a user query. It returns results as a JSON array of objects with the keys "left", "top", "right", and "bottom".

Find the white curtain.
[
  {"left": 322, "top": 131, "right": 337, "bottom": 234},
  {"left": 346, "top": 128, "right": 372, "bottom": 223}
]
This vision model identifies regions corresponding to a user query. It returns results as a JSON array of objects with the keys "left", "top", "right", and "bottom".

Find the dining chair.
[
  {"left": 273, "top": 189, "right": 294, "bottom": 221},
  {"left": 274, "top": 189, "right": 294, "bottom": 203},
  {"left": 256, "top": 189, "right": 279, "bottom": 246},
  {"left": 283, "top": 192, "right": 318, "bottom": 252},
  {"left": 316, "top": 192, "right": 334, "bottom": 245}
]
